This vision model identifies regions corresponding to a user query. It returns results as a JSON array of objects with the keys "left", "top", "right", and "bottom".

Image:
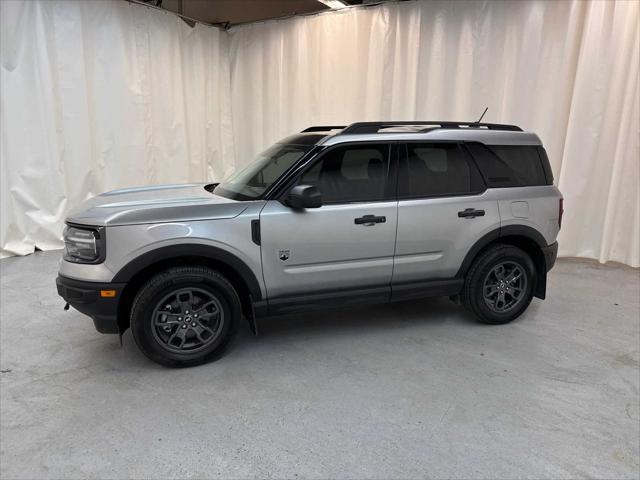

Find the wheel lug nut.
[
  {"left": 178, "top": 317, "right": 182, "bottom": 320},
  {"left": 192, "top": 322, "right": 196, "bottom": 327},
  {"left": 185, "top": 310, "right": 189, "bottom": 314},
  {"left": 194, "top": 314, "right": 198, "bottom": 318},
  {"left": 181, "top": 325, "right": 186, "bottom": 329}
]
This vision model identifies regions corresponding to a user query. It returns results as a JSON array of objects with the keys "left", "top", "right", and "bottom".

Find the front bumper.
[
  {"left": 542, "top": 241, "right": 558, "bottom": 272},
  {"left": 56, "top": 275, "right": 125, "bottom": 334}
]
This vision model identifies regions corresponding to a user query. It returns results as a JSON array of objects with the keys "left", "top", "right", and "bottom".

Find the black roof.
[{"left": 277, "top": 132, "right": 329, "bottom": 146}]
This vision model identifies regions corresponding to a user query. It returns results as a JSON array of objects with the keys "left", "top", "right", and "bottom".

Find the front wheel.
[
  {"left": 130, "top": 266, "right": 241, "bottom": 367},
  {"left": 462, "top": 244, "right": 535, "bottom": 324}
]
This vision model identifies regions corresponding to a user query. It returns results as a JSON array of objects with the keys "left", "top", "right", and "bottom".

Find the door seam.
[{"left": 390, "top": 200, "right": 400, "bottom": 289}]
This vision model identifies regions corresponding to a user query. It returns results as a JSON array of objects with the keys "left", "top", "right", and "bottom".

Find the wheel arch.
[
  {"left": 456, "top": 225, "right": 549, "bottom": 299},
  {"left": 113, "top": 244, "right": 262, "bottom": 333}
]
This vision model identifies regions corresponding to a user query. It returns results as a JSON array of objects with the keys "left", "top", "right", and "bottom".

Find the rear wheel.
[
  {"left": 130, "top": 266, "right": 241, "bottom": 367},
  {"left": 462, "top": 244, "right": 535, "bottom": 324}
]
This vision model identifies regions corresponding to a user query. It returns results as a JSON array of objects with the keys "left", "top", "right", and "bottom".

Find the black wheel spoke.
[
  {"left": 197, "top": 311, "right": 218, "bottom": 320},
  {"left": 495, "top": 292, "right": 506, "bottom": 310},
  {"left": 193, "top": 327, "right": 206, "bottom": 343},
  {"left": 177, "top": 290, "right": 195, "bottom": 313},
  {"left": 154, "top": 312, "right": 182, "bottom": 326},
  {"left": 175, "top": 330, "right": 187, "bottom": 349},
  {"left": 197, "top": 320, "right": 215, "bottom": 336},
  {"left": 167, "top": 327, "right": 182, "bottom": 345},
  {"left": 505, "top": 269, "right": 522, "bottom": 283},
  {"left": 193, "top": 325, "right": 212, "bottom": 343},
  {"left": 196, "top": 300, "right": 219, "bottom": 314},
  {"left": 485, "top": 285, "right": 499, "bottom": 296}
]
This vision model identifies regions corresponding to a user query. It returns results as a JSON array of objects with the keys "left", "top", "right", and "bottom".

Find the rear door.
[
  {"left": 259, "top": 143, "right": 398, "bottom": 300},
  {"left": 392, "top": 142, "right": 500, "bottom": 287}
]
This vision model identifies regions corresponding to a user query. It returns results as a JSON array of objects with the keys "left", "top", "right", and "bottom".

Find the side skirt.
[
  {"left": 391, "top": 278, "right": 464, "bottom": 302},
  {"left": 255, "top": 278, "right": 464, "bottom": 318},
  {"left": 267, "top": 286, "right": 391, "bottom": 316}
]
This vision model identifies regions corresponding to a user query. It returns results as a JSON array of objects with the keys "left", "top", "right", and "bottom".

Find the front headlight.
[{"left": 63, "top": 225, "right": 105, "bottom": 264}]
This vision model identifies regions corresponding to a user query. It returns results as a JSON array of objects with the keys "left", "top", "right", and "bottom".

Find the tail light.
[{"left": 558, "top": 198, "right": 564, "bottom": 229}]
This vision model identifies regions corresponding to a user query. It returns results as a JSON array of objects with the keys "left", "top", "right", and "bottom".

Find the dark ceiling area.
[{"left": 136, "top": 0, "right": 390, "bottom": 27}]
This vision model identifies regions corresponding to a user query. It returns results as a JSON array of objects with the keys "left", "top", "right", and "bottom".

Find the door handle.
[
  {"left": 354, "top": 215, "right": 386, "bottom": 226},
  {"left": 458, "top": 208, "right": 485, "bottom": 219}
]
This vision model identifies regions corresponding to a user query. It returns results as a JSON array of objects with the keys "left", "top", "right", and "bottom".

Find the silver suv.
[{"left": 56, "top": 121, "right": 562, "bottom": 367}]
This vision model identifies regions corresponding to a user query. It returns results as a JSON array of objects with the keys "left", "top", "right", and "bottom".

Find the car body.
[{"left": 56, "top": 121, "right": 562, "bottom": 367}]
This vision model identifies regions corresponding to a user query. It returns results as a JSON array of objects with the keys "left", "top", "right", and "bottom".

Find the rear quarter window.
[{"left": 466, "top": 143, "right": 550, "bottom": 187}]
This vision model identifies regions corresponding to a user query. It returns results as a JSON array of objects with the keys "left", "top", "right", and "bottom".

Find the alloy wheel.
[
  {"left": 482, "top": 261, "right": 528, "bottom": 313},
  {"left": 151, "top": 287, "right": 224, "bottom": 353}
]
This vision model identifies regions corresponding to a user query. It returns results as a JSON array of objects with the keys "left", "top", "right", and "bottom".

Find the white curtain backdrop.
[
  {"left": 1, "top": 0, "right": 234, "bottom": 256},
  {"left": 1, "top": 0, "right": 639, "bottom": 267}
]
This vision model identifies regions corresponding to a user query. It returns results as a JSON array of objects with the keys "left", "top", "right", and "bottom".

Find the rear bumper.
[
  {"left": 56, "top": 275, "right": 125, "bottom": 334},
  {"left": 542, "top": 241, "right": 558, "bottom": 272}
]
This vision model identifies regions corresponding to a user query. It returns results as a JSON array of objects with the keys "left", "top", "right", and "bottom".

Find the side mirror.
[{"left": 285, "top": 185, "right": 322, "bottom": 209}]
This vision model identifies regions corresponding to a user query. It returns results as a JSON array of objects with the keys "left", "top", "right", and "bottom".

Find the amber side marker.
[{"left": 100, "top": 290, "right": 117, "bottom": 298}]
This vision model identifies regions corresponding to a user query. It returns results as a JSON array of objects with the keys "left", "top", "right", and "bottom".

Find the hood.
[{"left": 66, "top": 183, "right": 249, "bottom": 226}]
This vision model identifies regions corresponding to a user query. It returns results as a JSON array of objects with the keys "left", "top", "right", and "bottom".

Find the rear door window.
[
  {"left": 398, "top": 143, "right": 484, "bottom": 198},
  {"left": 466, "top": 143, "right": 548, "bottom": 187}
]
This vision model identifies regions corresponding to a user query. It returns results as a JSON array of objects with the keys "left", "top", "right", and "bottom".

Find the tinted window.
[
  {"left": 400, "top": 143, "right": 483, "bottom": 197},
  {"left": 300, "top": 144, "right": 389, "bottom": 203},
  {"left": 466, "top": 143, "right": 548, "bottom": 187}
]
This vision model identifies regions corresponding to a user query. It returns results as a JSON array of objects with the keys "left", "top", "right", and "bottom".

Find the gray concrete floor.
[{"left": 0, "top": 251, "right": 638, "bottom": 480}]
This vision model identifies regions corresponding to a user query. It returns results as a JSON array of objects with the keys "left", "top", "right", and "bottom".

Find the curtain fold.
[{"left": 1, "top": 0, "right": 638, "bottom": 266}]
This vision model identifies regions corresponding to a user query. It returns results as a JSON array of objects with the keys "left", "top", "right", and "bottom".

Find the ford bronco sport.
[{"left": 56, "top": 121, "right": 562, "bottom": 367}]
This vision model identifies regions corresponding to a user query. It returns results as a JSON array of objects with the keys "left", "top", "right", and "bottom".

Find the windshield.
[{"left": 214, "top": 144, "right": 311, "bottom": 200}]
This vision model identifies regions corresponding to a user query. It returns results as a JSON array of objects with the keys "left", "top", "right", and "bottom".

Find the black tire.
[
  {"left": 130, "top": 266, "right": 241, "bottom": 367},
  {"left": 462, "top": 244, "right": 535, "bottom": 324}
]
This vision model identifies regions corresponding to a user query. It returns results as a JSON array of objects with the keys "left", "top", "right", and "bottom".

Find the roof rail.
[
  {"left": 341, "top": 121, "right": 523, "bottom": 134},
  {"left": 301, "top": 125, "right": 347, "bottom": 132}
]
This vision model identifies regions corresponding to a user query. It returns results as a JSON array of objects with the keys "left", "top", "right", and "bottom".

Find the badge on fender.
[{"left": 278, "top": 250, "right": 290, "bottom": 261}]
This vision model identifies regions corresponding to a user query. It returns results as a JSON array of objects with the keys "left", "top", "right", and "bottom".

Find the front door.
[{"left": 260, "top": 143, "right": 397, "bottom": 300}]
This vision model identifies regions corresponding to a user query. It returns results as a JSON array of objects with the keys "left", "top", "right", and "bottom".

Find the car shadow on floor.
[
  {"left": 119, "top": 296, "right": 538, "bottom": 368},
  {"left": 240, "top": 296, "right": 479, "bottom": 341}
]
